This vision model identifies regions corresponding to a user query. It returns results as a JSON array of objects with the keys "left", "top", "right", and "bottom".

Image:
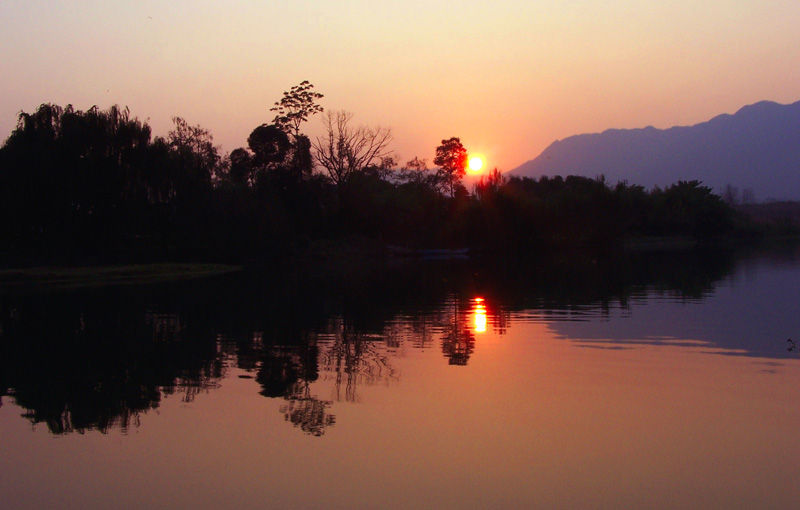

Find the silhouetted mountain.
[{"left": 511, "top": 100, "right": 800, "bottom": 201}]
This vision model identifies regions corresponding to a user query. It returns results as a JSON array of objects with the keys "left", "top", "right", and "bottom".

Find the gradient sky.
[{"left": 2, "top": 0, "right": 799, "bottom": 172}]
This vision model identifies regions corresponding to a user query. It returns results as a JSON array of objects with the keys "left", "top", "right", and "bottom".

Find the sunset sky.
[{"left": 2, "top": 0, "right": 799, "bottom": 172}]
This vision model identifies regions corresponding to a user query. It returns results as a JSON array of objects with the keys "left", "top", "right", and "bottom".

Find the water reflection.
[
  {"left": 440, "top": 298, "right": 477, "bottom": 365},
  {"left": 250, "top": 333, "right": 332, "bottom": 435},
  {"left": 2, "top": 244, "right": 799, "bottom": 436},
  {"left": 280, "top": 392, "right": 335, "bottom": 436},
  {"left": 473, "top": 298, "right": 487, "bottom": 333},
  {"left": 319, "top": 320, "right": 399, "bottom": 403},
  {"left": 0, "top": 293, "right": 224, "bottom": 434}
]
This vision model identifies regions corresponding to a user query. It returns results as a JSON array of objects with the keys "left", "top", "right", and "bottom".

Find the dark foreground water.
[{"left": 2, "top": 245, "right": 800, "bottom": 509}]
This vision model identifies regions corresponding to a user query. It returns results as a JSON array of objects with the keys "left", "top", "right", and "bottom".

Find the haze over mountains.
[{"left": 511, "top": 100, "right": 800, "bottom": 201}]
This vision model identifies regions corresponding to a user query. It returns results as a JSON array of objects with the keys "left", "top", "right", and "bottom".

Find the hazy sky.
[{"left": 2, "top": 0, "right": 799, "bottom": 172}]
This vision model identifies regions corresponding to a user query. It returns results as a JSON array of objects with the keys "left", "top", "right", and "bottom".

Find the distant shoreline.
[{"left": 0, "top": 263, "right": 242, "bottom": 291}]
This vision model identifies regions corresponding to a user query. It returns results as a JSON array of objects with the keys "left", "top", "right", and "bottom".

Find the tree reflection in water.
[
  {"left": 279, "top": 382, "right": 336, "bottom": 437},
  {"left": 440, "top": 325, "right": 476, "bottom": 366},
  {"left": 0, "top": 246, "right": 750, "bottom": 436},
  {"left": 0, "top": 297, "right": 226, "bottom": 434},
  {"left": 254, "top": 338, "right": 336, "bottom": 436},
  {"left": 0, "top": 287, "right": 502, "bottom": 435},
  {"left": 435, "top": 295, "right": 508, "bottom": 366},
  {"left": 319, "top": 319, "right": 399, "bottom": 403},
  {"left": 145, "top": 310, "right": 224, "bottom": 404}
]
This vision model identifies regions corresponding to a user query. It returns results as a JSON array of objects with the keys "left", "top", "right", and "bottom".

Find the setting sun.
[{"left": 468, "top": 156, "right": 484, "bottom": 172}]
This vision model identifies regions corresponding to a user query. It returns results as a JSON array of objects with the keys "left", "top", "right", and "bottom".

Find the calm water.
[{"left": 2, "top": 246, "right": 800, "bottom": 509}]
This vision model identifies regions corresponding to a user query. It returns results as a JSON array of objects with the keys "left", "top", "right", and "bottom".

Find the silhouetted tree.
[
  {"left": 270, "top": 80, "right": 324, "bottom": 138},
  {"left": 649, "top": 180, "right": 734, "bottom": 237},
  {"left": 398, "top": 156, "right": 428, "bottom": 183},
  {"left": 433, "top": 137, "right": 468, "bottom": 197},
  {"left": 290, "top": 134, "right": 314, "bottom": 178},
  {"left": 474, "top": 167, "right": 506, "bottom": 202},
  {"left": 168, "top": 117, "right": 221, "bottom": 182},
  {"left": 228, "top": 147, "right": 254, "bottom": 185},
  {"left": 0, "top": 103, "right": 168, "bottom": 253},
  {"left": 312, "top": 110, "right": 392, "bottom": 187},
  {"left": 248, "top": 124, "right": 291, "bottom": 171}
]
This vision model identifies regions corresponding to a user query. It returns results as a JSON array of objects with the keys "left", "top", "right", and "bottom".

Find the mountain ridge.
[{"left": 511, "top": 100, "right": 800, "bottom": 201}]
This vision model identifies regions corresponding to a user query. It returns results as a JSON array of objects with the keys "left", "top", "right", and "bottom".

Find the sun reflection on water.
[{"left": 473, "top": 297, "right": 487, "bottom": 333}]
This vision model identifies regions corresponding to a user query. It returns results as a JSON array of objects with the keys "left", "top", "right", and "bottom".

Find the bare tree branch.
[{"left": 311, "top": 111, "right": 392, "bottom": 186}]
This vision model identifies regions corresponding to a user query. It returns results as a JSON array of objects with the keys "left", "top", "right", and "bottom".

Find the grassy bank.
[{"left": 0, "top": 263, "right": 242, "bottom": 291}]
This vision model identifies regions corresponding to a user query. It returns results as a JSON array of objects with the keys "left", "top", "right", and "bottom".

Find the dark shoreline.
[{"left": 0, "top": 263, "right": 242, "bottom": 291}]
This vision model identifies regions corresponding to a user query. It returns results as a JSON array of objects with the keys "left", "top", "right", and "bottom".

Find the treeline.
[
  {"left": 0, "top": 102, "right": 321, "bottom": 262},
  {"left": 0, "top": 102, "right": 752, "bottom": 265},
  {"left": 466, "top": 172, "right": 748, "bottom": 250}
]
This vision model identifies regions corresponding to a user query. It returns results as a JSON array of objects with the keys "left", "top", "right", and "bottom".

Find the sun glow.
[
  {"left": 473, "top": 298, "right": 487, "bottom": 333},
  {"left": 468, "top": 156, "right": 484, "bottom": 172}
]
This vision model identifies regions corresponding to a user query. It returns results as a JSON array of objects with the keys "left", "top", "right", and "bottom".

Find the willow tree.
[{"left": 168, "top": 117, "right": 221, "bottom": 181}]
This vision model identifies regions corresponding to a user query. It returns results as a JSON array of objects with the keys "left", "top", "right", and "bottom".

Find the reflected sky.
[
  {"left": 2, "top": 246, "right": 800, "bottom": 508},
  {"left": 543, "top": 251, "right": 800, "bottom": 358},
  {"left": 2, "top": 245, "right": 799, "bottom": 437}
]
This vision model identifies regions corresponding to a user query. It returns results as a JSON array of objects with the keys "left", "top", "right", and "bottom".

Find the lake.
[{"left": 2, "top": 245, "right": 800, "bottom": 509}]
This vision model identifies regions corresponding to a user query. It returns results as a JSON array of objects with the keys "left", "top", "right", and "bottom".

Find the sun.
[{"left": 468, "top": 156, "right": 484, "bottom": 172}]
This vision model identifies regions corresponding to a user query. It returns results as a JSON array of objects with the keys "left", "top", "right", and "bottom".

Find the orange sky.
[{"left": 2, "top": 1, "right": 799, "bottom": 172}]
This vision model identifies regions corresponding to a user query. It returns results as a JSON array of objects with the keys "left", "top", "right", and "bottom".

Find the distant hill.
[{"left": 511, "top": 100, "right": 800, "bottom": 201}]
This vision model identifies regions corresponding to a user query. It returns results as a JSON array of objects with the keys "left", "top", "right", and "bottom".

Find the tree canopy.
[
  {"left": 0, "top": 100, "right": 758, "bottom": 266},
  {"left": 270, "top": 80, "right": 324, "bottom": 138},
  {"left": 433, "top": 137, "right": 468, "bottom": 197}
]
